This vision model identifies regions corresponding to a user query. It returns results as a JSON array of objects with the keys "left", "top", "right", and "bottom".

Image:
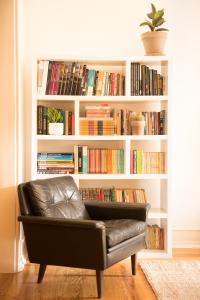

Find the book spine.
[
  {"left": 42, "top": 106, "right": 48, "bottom": 135},
  {"left": 48, "top": 62, "right": 56, "bottom": 95},
  {"left": 45, "top": 61, "right": 52, "bottom": 94},
  {"left": 52, "top": 62, "right": 60, "bottom": 95},
  {"left": 72, "top": 63, "right": 80, "bottom": 95},
  {"left": 130, "top": 150, "right": 133, "bottom": 174},
  {"left": 41, "top": 61, "right": 49, "bottom": 95},
  {"left": 37, "top": 60, "right": 44, "bottom": 95},
  {"left": 76, "top": 64, "right": 83, "bottom": 95},
  {"left": 78, "top": 146, "right": 83, "bottom": 174},
  {"left": 82, "top": 146, "right": 88, "bottom": 174},
  {"left": 87, "top": 69, "right": 96, "bottom": 96},
  {"left": 68, "top": 111, "right": 72, "bottom": 135},
  {"left": 58, "top": 62, "right": 65, "bottom": 95},
  {"left": 37, "top": 105, "right": 43, "bottom": 134}
]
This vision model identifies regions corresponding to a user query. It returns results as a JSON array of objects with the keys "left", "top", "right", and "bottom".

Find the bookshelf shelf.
[
  {"left": 37, "top": 135, "right": 168, "bottom": 141},
  {"left": 36, "top": 173, "right": 167, "bottom": 180},
  {"left": 37, "top": 95, "right": 168, "bottom": 102},
  {"left": 33, "top": 56, "right": 171, "bottom": 258}
]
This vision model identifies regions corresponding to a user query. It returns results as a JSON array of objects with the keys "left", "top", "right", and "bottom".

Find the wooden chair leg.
[
  {"left": 37, "top": 264, "right": 47, "bottom": 283},
  {"left": 131, "top": 254, "right": 137, "bottom": 275},
  {"left": 96, "top": 270, "right": 103, "bottom": 298}
]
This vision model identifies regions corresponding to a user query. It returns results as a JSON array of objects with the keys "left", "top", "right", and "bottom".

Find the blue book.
[{"left": 87, "top": 69, "right": 96, "bottom": 95}]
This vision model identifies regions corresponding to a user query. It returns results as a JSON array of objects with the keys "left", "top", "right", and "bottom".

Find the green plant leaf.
[
  {"left": 154, "top": 10, "right": 164, "bottom": 21},
  {"left": 140, "top": 3, "right": 168, "bottom": 31},
  {"left": 140, "top": 21, "right": 154, "bottom": 31},
  {"left": 151, "top": 3, "right": 156, "bottom": 14},
  {"left": 147, "top": 12, "right": 154, "bottom": 19},
  {"left": 154, "top": 18, "right": 165, "bottom": 27},
  {"left": 156, "top": 28, "right": 169, "bottom": 31},
  {"left": 47, "top": 107, "right": 63, "bottom": 123}
]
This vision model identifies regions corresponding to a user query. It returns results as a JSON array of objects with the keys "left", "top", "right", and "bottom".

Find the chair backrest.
[{"left": 18, "top": 176, "right": 90, "bottom": 219}]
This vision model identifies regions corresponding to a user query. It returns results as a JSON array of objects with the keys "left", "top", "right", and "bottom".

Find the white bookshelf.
[{"left": 32, "top": 56, "right": 171, "bottom": 258}]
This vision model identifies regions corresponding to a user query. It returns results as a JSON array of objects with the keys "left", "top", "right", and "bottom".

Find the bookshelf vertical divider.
[
  {"left": 75, "top": 99, "right": 80, "bottom": 136},
  {"left": 32, "top": 56, "right": 171, "bottom": 258},
  {"left": 125, "top": 139, "right": 131, "bottom": 175}
]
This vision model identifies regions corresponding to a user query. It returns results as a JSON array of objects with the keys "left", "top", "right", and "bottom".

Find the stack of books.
[
  {"left": 37, "top": 153, "right": 74, "bottom": 174},
  {"left": 74, "top": 146, "right": 124, "bottom": 174},
  {"left": 130, "top": 150, "right": 165, "bottom": 174},
  {"left": 80, "top": 187, "right": 147, "bottom": 203},
  {"left": 131, "top": 62, "right": 164, "bottom": 96},
  {"left": 37, "top": 60, "right": 125, "bottom": 96},
  {"left": 80, "top": 104, "right": 114, "bottom": 135},
  {"left": 145, "top": 225, "right": 164, "bottom": 250}
]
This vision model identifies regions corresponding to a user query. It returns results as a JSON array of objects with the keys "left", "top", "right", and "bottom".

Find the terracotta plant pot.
[
  {"left": 48, "top": 123, "right": 64, "bottom": 135},
  {"left": 132, "top": 120, "right": 145, "bottom": 135},
  {"left": 141, "top": 31, "right": 167, "bottom": 56}
]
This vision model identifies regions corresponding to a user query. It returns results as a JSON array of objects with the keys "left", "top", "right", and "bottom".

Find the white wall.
[{"left": 22, "top": 0, "right": 200, "bottom": 246}]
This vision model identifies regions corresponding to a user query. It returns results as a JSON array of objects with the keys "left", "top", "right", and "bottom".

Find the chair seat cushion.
[{"left": 104, "top": 219, "right": 146, "bottom": 248}]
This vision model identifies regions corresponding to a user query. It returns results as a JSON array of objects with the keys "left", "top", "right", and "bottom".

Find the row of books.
[
  {"left": 37, "top": 149, "right": 165, "bottom": 175},
  {"left": 112, "top": 109, "right": 166, "bottom": 135},
  {"left": 131, "top": 62, "right": 164, "bottom": 96},
  {"left": 74, "top": 146, "right": 124, "bottom": 174},
  {"left": 37, "top": 105, "right": 74, "bottom": 135},
  {"left": 80, "top": 109, "right": 166, "bottom": 136},
  {"left": 145, "top": 225, "right": 164, "bottom": 250},
  {"left": 37, "top": 104, "right": 166, "bottom": 136},
  {"left": 130, "top": 150, "right": 166, "bottom": 174},
  {"left": 37, "top": 60, "right": 126, "bottom": 96},
  {"left": 37, "top": 153, "right": 74, "bottom": 174},
  {"left": 80, "top": 187, "right": 147, "bottom": 203}
]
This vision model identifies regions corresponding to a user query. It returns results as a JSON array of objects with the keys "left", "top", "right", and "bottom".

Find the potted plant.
[
  {"left": 130, "top": 112, "right": 145, "bottom": 135},
  {"left": 140, "top": 3, "right": 168, "bottom": 56},
  {"left": 47, "top": 107, "right": 64, "bottom": 135}
]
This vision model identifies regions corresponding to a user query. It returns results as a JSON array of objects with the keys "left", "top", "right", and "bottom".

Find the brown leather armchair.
[{"left": 18, "top": 176, "right": 150, "bottom": 298}]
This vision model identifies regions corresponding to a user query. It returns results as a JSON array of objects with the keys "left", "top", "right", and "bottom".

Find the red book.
[
  {"left": 72, "top": 112, "right": 75, "bottom": 135},
  {"left": 111, "top": 73, "right": 115, "bottom": 96},
  {"left": 53, "top": 63, "right": 61, "bottom": 95},
  {"left": 88, "top": 149, "right": 91, "bottom": 173},
  {"left": 130, "top": 150, "right": 133, "bottom": 174},
  {"left": 95, "top": 149, "right": 99, "bottom": 173}
]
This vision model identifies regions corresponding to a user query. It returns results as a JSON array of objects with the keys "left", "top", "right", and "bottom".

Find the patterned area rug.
[{"left": 140, "top": 260, "right": 200, "bottom": 300}]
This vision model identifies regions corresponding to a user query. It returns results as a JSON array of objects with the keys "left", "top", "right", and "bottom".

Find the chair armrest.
[
  {"left": 18, "top": 215, "right": 105, "bottom": 229},
  {"left": 18, "top": 215, "right": 107, "bottom": 269},
  {"left": 85, "top": 201, "right": 150, "bottom": 222}
]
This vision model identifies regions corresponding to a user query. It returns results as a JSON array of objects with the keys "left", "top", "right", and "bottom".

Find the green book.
[
  {"left": 119, "top": 149, "right": 124, "bottom": 174},
  {"left": 82, "top": 146, "right": 88, "bottom": 174},
  {"left": 136, "top": 149, "right": 143, "bottom": 174}
]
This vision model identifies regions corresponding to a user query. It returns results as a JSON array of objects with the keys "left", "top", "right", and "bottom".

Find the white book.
[
  {"left": 41, "top": 60, "right": 49, "bottom": 95},
  {"left": 37, "top": 60, "right": 44, "bottom": 94}
]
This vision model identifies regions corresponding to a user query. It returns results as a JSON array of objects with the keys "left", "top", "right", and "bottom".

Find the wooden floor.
[{"left": 0, "top": 249, "right": 200, "bottom": 300}]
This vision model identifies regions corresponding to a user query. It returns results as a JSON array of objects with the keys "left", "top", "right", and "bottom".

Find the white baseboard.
[{"left": 172, "top": 229, "right": 200, "bottom": 248}]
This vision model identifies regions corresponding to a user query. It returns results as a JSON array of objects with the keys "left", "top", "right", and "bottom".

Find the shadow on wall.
[{"left": 0, "top": 186, "right": 19, "bottom": 272}]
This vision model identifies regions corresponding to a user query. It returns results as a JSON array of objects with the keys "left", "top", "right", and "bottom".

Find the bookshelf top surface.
[{"left": 35, "top": 55, "right": 169, "bottom": 65}]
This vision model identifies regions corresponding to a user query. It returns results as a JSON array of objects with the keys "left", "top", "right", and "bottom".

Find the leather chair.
[{"left": 18, "top": 176, "right": 150, "bottom": 298}]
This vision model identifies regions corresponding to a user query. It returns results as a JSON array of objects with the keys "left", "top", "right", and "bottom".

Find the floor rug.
[{"left": 140, "top": 260, "right": 200, "bottom": 300}]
